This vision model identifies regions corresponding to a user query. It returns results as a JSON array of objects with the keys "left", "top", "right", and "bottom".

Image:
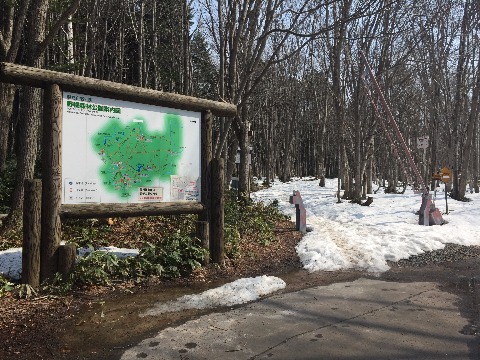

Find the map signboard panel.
[{"left": 62, "top": 92, "right": 201, "bottom": 204}]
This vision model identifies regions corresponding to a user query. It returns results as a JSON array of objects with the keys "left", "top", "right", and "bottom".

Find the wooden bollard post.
[
  {"left": 58, "top": 244, "right": 76, "bottom": 280},
  {"left": 22, "top": 179, "right": 42, "bottom": 288},
  {"left": 210, "top": 158, "right": 225, "bottom": 264}
]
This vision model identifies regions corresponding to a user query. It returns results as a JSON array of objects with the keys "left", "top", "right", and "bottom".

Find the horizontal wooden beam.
[
  {"left": 0, "top": 62, "right": 237, "bottom": 117},
  {"left": 60, "top": 202, "right": 204, "bottom": 219}
]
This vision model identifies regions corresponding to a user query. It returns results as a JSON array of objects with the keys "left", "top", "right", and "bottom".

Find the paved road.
[{"left": 120, "top": 278, "right": 479, "bottom": 359}]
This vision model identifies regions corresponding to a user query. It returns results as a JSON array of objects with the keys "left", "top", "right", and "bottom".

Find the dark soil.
[{"left": 1, "top": 219, "right": 480, "bottom": 360}]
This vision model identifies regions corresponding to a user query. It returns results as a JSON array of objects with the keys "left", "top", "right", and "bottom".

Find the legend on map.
[{"left": 64, "top": 179, "right": 100, "bottom": 203}]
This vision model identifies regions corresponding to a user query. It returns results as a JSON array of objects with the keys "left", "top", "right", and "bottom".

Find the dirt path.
[
  {"left": 59, "top": 255, "right": 480, "bottom": 360},
  {"left": 58, "top": 269, "right": 365, "bottom": 360}
]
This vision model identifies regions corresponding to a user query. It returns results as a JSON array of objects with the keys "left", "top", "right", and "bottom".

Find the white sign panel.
[
  {"left": 62, "top": 92, "right": 201, "bottom": 204},
  {"left": 417, "top": 135, "right": 429, "bottom": 149}
]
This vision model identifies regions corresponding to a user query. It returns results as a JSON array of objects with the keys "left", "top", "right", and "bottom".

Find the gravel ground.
[
  {"left": 382, "top": 243, "right": 480, "bottom": 340},
  {"left": 390, "top": 243, "right": 480, "bottom": 267}
]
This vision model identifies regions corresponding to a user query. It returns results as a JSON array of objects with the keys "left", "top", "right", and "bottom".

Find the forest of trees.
[{"left": 0, "top": 0, "right": 479, "bottom": 228}]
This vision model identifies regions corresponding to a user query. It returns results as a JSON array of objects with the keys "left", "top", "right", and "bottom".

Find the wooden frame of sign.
[{"left": 1, "top": 62, "right": 236, "bottom": 283}]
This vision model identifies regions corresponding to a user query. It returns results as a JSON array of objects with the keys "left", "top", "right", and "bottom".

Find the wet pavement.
[{"left": 119, "top": 278, "right": 480, "bottom": 360}]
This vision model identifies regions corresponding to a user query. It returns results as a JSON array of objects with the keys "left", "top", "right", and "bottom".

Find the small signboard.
[
  {"left": 441, "top": 167, "right": 452, "bottom": 183},
  {"left": 235, "top": 148, "right": 252, "bottom": 165},
  {"left": 417, "top": 135, "right": 429, "bottom": 149}
]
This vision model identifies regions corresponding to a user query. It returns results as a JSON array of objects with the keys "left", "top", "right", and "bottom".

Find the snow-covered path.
[{"left": 252, "top": 177, "right": 480, "bottom": 273}]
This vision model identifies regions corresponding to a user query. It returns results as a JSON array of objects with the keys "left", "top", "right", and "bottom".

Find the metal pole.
[
  {"left": 360, "top": 51, "right": 428, "bottom": 195},
  {"left": 445, "top": 188, "right": 449, "bottom": 214}
]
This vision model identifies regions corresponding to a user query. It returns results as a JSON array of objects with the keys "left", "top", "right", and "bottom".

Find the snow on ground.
[
  {"left": 0, "top": 246, "right": 138, "bottom": 281},
  {"left": 76, "top": 246, "right": 139, "bottom": 259},
  {"left": 2, "top": 177, "right": 479, "bottom": 311},
  {"left": 252, "top": 177, "right": 480, "bottom": 273},
  {"left": 141, "top": 276, "right": 286, "bottom": 316},
  {"left": 0, "top": 247, "right": 22, "bottom": 280}
]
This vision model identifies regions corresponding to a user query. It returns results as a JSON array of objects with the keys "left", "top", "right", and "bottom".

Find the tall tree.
[
  {"left": 4, "top": 0, "right": 80, "bottom": 228},
  {"left": 0, "top": 0, "right": 31, "bottom": 175}
]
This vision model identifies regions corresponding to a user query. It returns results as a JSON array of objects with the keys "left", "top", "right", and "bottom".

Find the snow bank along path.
[{"left": 252, "top": 177, "right": 480, "bottom": 273}]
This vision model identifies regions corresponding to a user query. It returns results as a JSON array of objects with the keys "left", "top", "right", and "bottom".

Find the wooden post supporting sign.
[
  {"left": 198, "top": 110, "right": 213, "bottom": 263},
  {"left": 41, "top": 84, "right": 63, "bottom": 282}
]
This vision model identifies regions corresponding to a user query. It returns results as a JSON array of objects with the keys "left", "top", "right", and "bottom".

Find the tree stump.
[{"left": 58, "top": 244, "right": 77, "bottom": 280}]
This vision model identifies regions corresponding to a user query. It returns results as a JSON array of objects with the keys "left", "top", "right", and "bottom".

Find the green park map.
[{"left": 90, "top": 114, "right": 183, "bottom": 199}]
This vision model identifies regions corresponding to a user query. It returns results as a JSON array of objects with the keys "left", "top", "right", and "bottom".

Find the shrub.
[
  {"left": 42, "top": 233, "right": 207, "bottom": 292},
  {"left": 224, "top": 191, "right": 288, "bottom": 247},
  {"left": 0, "top": 275, "right": 15, "bottom": 296},
  {"left": 224, "top": 225, "right": 241, "bottom": 259},
  {"left": 0, "top": 158, "right": 16, "bottom": 214}
]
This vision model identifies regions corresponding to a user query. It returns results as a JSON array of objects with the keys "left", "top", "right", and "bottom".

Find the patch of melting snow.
[
  {"left": 141, "top": 275, "right": 286, "bottom": 316},
  {"left": 0, "top": 245, "right": 139, "bottom": 281},
  {"left": 0, "top": 247, "right": 22, "bottom": 280}
]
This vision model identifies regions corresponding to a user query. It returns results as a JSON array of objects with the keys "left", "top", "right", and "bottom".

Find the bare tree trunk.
[
  {"left": 138, "top": 0, "right": 145, "bottom": 87},
  {"left": 0, "top": 84, "right": 16, "bottom": 176},
  {"left": 236, "top": 110, "right": 250, "bottom": 194},
  {"left": 181, "top": 0, "right": 191, "bottom": 95},
  {"left": 385, "top": 155, "right": 398, "bottom": 193},
  {"left": 83, "top": 0, "right": 98, "bottom": 77},
  {"left": 458, "top": 49, "right": 480, "bottom": 199},
  {"left": 474, "top": 115, "right": 479, "bottom": 193},
  {"left": 0, "top": 0, "right": 32, "bottom": 173},
  {"left": 66, "top": 15, "right": 74, "bottom": 65},
  {"left": 312, "top": 80, "right": 327, "bottom": 184},
  {"left": 328, "top": 1, "right": 352, "bottom": 202},
  {"left": 265, "top": 109, "right": 277, "bottom": 185},
  {"left": 9, "top": 86, "right": 43, "bottom": 226},
  {"left": 7, "top": 0, "right": 50, "bottom": 227},
  {"left": 117, "top": 4, "right": 126, "bottom": 84},
  {"left": 366, "top": 146, "right": 373, "bottom": 194},
  {"left": 5, "top": 0, "right": 80, "bottom": 229},
  {"left": 450, "top": 0, "right": 471, "bottom": 200},
  {"left": 225, "top": 136, "right": 238, "bottom": 188}
]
